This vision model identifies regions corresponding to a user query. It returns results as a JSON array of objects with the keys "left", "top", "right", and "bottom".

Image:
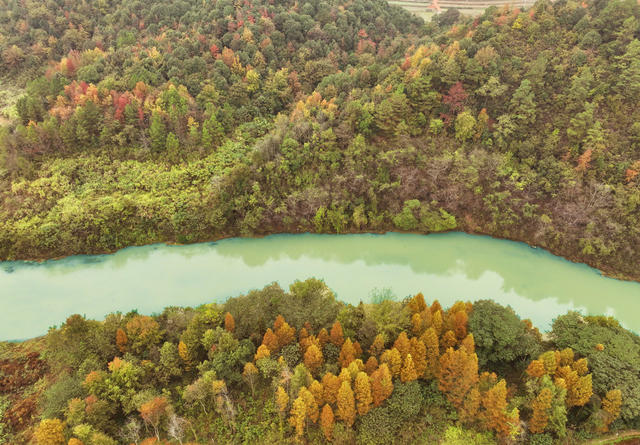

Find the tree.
[
  {"left": 34, "top": 419, "right": 66, "bottom": 445},
  {"left": 125, "top": 315, "right": 162, "bottom": 356},
  {"left": 438, "top": 347, "right": 479, "bottom": 410},
  {"left": 116, "top": 328, "right": 128, "bottom": 353},
  {"left": 262, "top": 328, "right": 278, "bottom": 352},
  {"left": 480, "top": 379, "right": 517, "bottom": 439},
  {"left": 242, "top": 362, "right": 259, "bottom": 397},
  {"left": 321, "top": 404, "right": 335, "bottom": 441},
  {"left": 369, "top": 334, "right": 385, "bottom": 357},
  {"left": 337, "top": 380, "right": 356, "bottom": 427},
  {"left": 371, "top": 364, "right": 394, "bottom": 406},
  {"left": 276, "top": 386, "right": 289, "bottom": 417},
  {"left": 330, "top": 321, "right": 344, "bottom": 347},
  {"left": 421, "top": 327, "right": 440, "bottom": 379},
  {"left": 139, "top": 397, "right": 169, "bottom": 441},
  {"left": 401, "top": 354, "right": 418, "bottom": 383},
  {"left": 304, "top": 344, "right": 324, "bottom": 374},
  {"left": 322, "top": 373, "right": 342, "bottom": 405},
  {"left": 469, "top": 300, "right": 540, "bottom": 370},
  {"left": 339, "top": 338, "right": 356, "bottom": 368},
  {"left": 529, "top": 387, "right": 553, "bottom": 433},
  {"left": 309, "top": 380, "right": 324, "bottom": 406},
  {"left": 149, "top": 112, "right": 166, "bottom": 151},
  {"left": 224, "top": 312, "right": 235, "bottom": 332},
  {"left": 393, "top": 332, "right": 411, "bottom": 360},
  {"left": 600, "top": 389, "right": 622, "bottom": 432},
  {"left": 355, "top": 372, "right": 373, "bottom": 415},
  {"left": 289, "top": 396, "right": 306, "bottom": 438},
  {"left": 454, "top": 111, "right": 476, "bottom": 142},
  {"left": 300, "top": 387, "right": 319, "bottom": 423},
  {"left": 255, "top": 345, "right": 270, "bottom": 361}
]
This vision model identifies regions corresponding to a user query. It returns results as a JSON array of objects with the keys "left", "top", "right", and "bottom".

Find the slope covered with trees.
[
  {"left": 1, "top": 280, "right": 638, "bottom": 444},
  {"left": 1, "top": 0, "right": 640, "bottom": 281}
]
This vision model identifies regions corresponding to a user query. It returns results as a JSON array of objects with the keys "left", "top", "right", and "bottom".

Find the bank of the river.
[{"left": 2, "top": 232, "right": 640, "bottom": 341}]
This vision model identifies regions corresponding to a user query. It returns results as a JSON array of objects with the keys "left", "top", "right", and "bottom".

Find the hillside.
[{"left": 1, "top": 0, "right": 640, "bottom": 283}]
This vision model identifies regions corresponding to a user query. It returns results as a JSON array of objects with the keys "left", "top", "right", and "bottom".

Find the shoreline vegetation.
[{"left": 2, "top": 281, "right": 640, "bottom": 444}]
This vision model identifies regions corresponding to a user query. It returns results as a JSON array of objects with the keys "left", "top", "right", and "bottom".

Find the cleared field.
[{"left": 389, "top": 0, "right": 535, "bottom": 17}]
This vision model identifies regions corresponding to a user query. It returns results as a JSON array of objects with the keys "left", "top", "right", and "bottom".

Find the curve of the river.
[{"left": 1, "top": 232, "right": 639, "bottom": 340}]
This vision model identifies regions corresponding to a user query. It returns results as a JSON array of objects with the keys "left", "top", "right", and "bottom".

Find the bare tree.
[
  {"left": 167, "top": 413, "right": 188, "bottom": 445},
  {"left": 120, "top": 417, "right": 142, "bottom": 445}
]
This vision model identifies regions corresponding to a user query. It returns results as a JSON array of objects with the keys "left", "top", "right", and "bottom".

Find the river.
[{"left": 1, "top": 232, "right": 639, "bottom": 340}]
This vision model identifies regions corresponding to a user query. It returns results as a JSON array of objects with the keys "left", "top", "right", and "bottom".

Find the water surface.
[{"left": 1, "top": 232, "right": 639, "bottom": 340}]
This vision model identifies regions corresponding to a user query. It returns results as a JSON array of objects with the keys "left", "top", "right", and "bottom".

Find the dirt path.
[{"left": 584, "top": 431, "right": 640, "bottom": 445}]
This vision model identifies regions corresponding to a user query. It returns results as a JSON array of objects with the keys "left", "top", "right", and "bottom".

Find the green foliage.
[
  {"left": 469, "top": 300, "right": 542, "bottom": 370},
  {"left": 441, "top": 426, "right": 496, "bottom": 445},
  {"left": 551, "top": 312, "right": 640, "bottom": 426}
]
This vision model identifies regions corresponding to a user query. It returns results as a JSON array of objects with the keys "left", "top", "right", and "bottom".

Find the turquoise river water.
[{"left": 1, "top": 232, "right": 639, "bottom": 340}]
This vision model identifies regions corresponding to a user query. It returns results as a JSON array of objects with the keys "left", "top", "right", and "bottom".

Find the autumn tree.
[
  {"left": 321, "top": 404, "right": 335, "bottom": 441},
  {"left": 242, "top": 362, "right": 259, "bottom": 397},
  {"left": 34, "top": 419, "right": 66, "bottom": 445},
  {"left": 289, "top": 395, "right": 306, "bottom": 438},
  {"left": 300, "top": 387, "right": 319, "bottom": 423},
  {"left": 224, "top": 312, "right": 235, "bottom": 333},
  {"left": 393, "top": 332, "right": 411, "bottom": 360},
  {"left": 369, "top": 334, "right": 385, "bottom": 357},
  {"left": 600, "top": 389, "right": 622, "bottom": 432},
  {"left": 255, "top": 344, "right": 271, "bottom": 361},
  {"left": 125, "top": 315, "right": 162, "bottom": 355},
  {"left": 339, "top": 338, "right": 356, "bottom": 368},
  {"left": 139, "top": 396, "right": 169, "bottom": 441},
  {"left": 276, "top": 386, "right": 289, "bottom": 418},
  {"left": 309, "top": 380, "right": 324, "bottom": 406},
  {"left": 354, "top": 371, "right": 373, "bottom": 415},
  {"left": 421, "top": 327, "right": 440, "bottom": 379},
  {"left": 304, "top": 344, "right": 324, "bottom": 374},
  {"left": 116, "top": 328, "right": 128, "bottom": 353},
  {"left": 480, "top": 379, "right": 518, "bottom": 439},
  {"left": 371, "top": 363, "right": 394, "bottom": 406},
  {"left": 262, "top": 328, "right": 278, "bottom": 352},
  {"left": 330, "top": 321, "right": 344, "bottom": 347},
  {"left": 529, "top": 387, "right": 553, "bottom": 433},
  {"left": 401, "top": 354, "right": 418, "bottom": 383},
  {"left": 337, "top": 380, "right": 356, "bottom": 427},
  {"left": 439, "top": 346, "right": 479, "bottom": 410},
  {"left": 322, "top": 373, "right": 342, "bottom": 405}
]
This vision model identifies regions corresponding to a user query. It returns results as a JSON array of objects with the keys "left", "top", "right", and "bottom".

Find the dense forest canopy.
[
  {"left": 0, "top": 0, "right": 639, "bottom": 283},
  {"left": 2, "top": 280, "right": 639, "bottom": 444}
]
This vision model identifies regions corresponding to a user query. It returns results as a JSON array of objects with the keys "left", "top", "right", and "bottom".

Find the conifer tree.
[
  {"left": 354, "top": 371, "right": 373, "bottom": 415},
  {"left": 304, "top": 344, "right": 324, "bottom": 374},
  {"left": 393, "top": 332, "right": 411, "bottom": 360},
  {"left": 421, "top": 327, "right": 440, "bottom": 379},
  {"left": 309, "top": 380, "right": 324, "bottom": 406},
  {"left": 321, "top": 404, "right": 335, "bottom": 441},
  {"left": 364, "top": 356, "right": 378, "bottom": 375},
  {"left": 289, "top": 396, "right": 307, "bottom": 438},
  {"left": 529, "top": 387, "right": 552, "bottom": 433},
  {"left": 438, "top": 346, "right": 479, "bottom": 410},
  {"left": 369, "top": 334, "right": 385, "bottom": 357},
  {"left": 401, "top": 353, "right": 418, "bottom": 382},
  {"left": 300, "top": 387, "right": 319, "bottom": 423},
  {"left": 322, "top": 373, "right": 342, "bottom": 405},
  {"left": 330, "top": 321, "right": 345, "bottom": 347},
  {"left": 339, "top": 338, "right": 356, "bottom": 368},
  {"left": 224, "top": 312, "right": 235, "bottom": 333},
  {"left": 371, "top": 363, "right": 394, "bottom": 406},
  {"left": 337, "top": 380, "right": 356, "bottom": 427},
  {"left": 262, "top": 328, "right": 278, "bottom": 352}
]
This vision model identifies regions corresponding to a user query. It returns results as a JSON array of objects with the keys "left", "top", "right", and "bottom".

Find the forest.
[
  {"left": 2, "top": 279, "right": 638, "bottom": 444},
  {"left": 1, "top": 0, "right": 640, "bottom": 281}
]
